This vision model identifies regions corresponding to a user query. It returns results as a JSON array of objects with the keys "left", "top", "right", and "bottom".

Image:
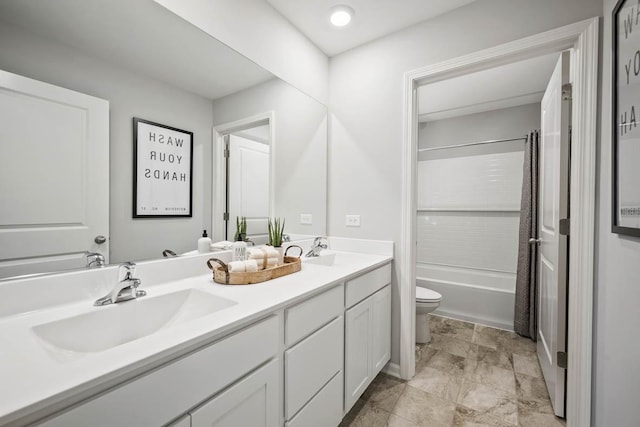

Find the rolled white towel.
[
  {"left": 245, "top": 259, "right": 258, "bottom": 273},
  {"left": 228, "top": 260, "right": 246, "bottom": 273},
  {"left": 260, "top": 246, "right": 279, "bottom": 258},
  {"left": 247, "top": 248, "right": 265, "bottom": 260}
]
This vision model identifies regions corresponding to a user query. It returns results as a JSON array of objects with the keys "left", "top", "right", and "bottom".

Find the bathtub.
[{"left": 417, "top": 263, "right": 515, "bottom": 331}]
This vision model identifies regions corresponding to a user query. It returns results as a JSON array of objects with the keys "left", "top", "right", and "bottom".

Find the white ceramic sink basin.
[
  {"left": 32, "top": 289, "right": 236, "bottom": 354},
  {"left": 302, "top": 251, "right": 337, "bottom": 266}
]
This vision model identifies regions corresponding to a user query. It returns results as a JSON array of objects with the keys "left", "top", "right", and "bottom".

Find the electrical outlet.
[
  {"left": 300, "top": 213, "right": 313, "bottom": 225},
  {"left": 345, "top": 214, "right": 361, "bottom": 227}
]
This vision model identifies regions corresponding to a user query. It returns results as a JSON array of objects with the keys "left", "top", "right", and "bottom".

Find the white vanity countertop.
[{"left": 0, "top": 249, "right": 392, "bottom": 426}]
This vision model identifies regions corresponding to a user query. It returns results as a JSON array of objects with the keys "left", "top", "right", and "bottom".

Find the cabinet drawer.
[
  {"left": 345, "top": 263, "right": 391, "bottom": 308},
  {"left": 285, "top": 284, "right": 343, "bottom": 346},
  {"left": 285, "top": 316, "right": 343, "bottom": 420},
  {"left": 42, "top": 316, "right": 279, "bottom": 427},
  {"left": 286, "top": 371, "right": 343, "bottom": 427}
]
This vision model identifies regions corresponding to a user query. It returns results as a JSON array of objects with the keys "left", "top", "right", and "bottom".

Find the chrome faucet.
[
  {"left": 306, "top": 237, "right": 328, "bottom": 257},
  {"left": 94, "top": 262, "right": 146, "bottom": 306},
  {"left": 86, "top": 252, "right": 105, "bottom": 268}
]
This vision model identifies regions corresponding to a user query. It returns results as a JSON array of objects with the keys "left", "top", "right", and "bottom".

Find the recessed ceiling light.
[{"left": 330, "top": 5, "right": 354, "bottom": 27}]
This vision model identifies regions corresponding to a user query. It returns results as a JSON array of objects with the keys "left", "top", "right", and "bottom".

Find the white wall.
[
  {"left": 594, "top": 1, "right": 640, "bottom": 425},
  {"left": 328, "top": 0, "right": 602, "bottom": 367},
  {"left": 211, "top": 78, "right": 328, "bottom": 238},
  {"left": 154, "top": 0, "right": 329, "bottom": 105},
  {"left": 0, "top": 22, "right": 214, "bottom": 263}
]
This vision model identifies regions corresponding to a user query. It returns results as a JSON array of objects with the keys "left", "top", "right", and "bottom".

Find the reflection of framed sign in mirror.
[
  {"left": 133, "top": 118, "right": 193, "bottom": 218},
  {"left": 613, "top": 0, "right": 640, "bottom": 237}
]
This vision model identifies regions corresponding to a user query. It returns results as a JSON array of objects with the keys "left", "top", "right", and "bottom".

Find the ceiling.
[
  {"left": 0, "top": 0, "right": 274, "bottom": 100},
  {"left": 418, "top": 52, "right": 562, "bottom": 122},
  {"left": 266, "top": 0, "right": 476, "bottom": 57}
]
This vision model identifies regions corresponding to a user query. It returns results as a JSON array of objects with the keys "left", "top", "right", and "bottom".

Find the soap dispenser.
[{"left": 198, "top": 230, "right": 212, "bottom": 253}]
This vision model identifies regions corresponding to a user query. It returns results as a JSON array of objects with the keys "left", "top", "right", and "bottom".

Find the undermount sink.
[
  {"left": 32, "top": 289, "right": 237, "bottom": 354},
  {"left": 302, "top": 251, "right": 337, "bottom": 266}
]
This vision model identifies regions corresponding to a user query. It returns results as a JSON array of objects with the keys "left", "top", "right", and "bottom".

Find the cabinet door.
[
  {"left": 344, "top": 298, "right": 372, "bottom": 412},
  {"left": 191, "top": 359, "right": 279, "bottom": 427},
  {"left": 371, "top": 285, "right": 391, "bottom": 373}
]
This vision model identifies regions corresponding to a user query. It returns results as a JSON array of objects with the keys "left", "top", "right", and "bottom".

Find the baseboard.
[{"left": 382, "top": 362, "right": 401, "bottom": 378}]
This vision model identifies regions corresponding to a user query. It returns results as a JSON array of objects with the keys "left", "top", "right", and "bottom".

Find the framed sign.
[
  {"left": 613, "top": 0, "right": 640, "bottom": 237},
  {"left": 133, "top": 118, "right": 193, "bottom": 218}
]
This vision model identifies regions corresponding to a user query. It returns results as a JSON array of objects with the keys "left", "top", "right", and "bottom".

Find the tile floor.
[{"left": 339, "top": 314, "right": 566, "bottom": 427}]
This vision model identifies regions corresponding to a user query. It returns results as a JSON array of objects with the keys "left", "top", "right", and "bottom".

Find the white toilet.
[{"left": 415, "top": 287, "right": 442, "bottom": 344}]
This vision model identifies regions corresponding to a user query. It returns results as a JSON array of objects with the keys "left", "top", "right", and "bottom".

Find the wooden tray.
[{"left": 207, "top": 245, "right": 302, "bottom": 285}]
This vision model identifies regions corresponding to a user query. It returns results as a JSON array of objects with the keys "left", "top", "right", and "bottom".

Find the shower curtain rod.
[{"left": 418, "top": 135, "right": 527, "bottom": 152}]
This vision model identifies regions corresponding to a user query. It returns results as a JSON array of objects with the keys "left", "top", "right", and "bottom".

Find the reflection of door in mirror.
[
  {"left": 225, "top": 126, "right": 271, "bottom": 244},
  {"left": 0, "top": 70, "right": 109, "bottom": 279}
]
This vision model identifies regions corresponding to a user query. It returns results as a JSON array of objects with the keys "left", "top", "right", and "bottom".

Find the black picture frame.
[
  {"left": 613, "top": 0, "right": 640, "bottom": 237},
  {"left": 132, "top": 118, "right": 193, "bottom": 218}
]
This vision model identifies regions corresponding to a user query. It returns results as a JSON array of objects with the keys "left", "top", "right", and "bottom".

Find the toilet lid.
[{"left": 416, "top": 287, "right": 442, "bottom": 302}]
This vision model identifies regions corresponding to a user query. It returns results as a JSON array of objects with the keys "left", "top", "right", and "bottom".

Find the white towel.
[
  {"left": 245, "top": 259, "right": 258, "bottom": 273},
  {"left": 246, "top": 247, "right": 279, "bottom": 259},
  {"left": 228, "top": 261, "right": 246, "bottom": 273},
  {"left": 247, "top": 248, "right": 265, "bottom": 260}
]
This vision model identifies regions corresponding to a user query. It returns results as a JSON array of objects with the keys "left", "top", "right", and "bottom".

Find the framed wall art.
[
  {"left": 133, "top": 118, "right": 193, "bottom": 218},
  {"left": 613, "top": 0, "right": 640, "bottom": 237}
]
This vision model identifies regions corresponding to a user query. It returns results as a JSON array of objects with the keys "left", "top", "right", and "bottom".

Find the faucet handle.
[
  {"left": 86, "top": 252, "right": 105, "bottom": 268},
  {"left": 118, "top": 262, "right": 136, "bottom": 281}
]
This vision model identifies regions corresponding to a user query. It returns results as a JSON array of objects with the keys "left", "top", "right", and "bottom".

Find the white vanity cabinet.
[
  {"left": 41, "top": 316, "right": 280, "bottom": 427},
  {"left": 344, "top": 264, "right": 392, "bottom": 413},
  {"left": 284, "top": 284, "right": 344, "bottom": 427},
  {"left": 189, "top": 359, "right": 279, "bottom": 427}
]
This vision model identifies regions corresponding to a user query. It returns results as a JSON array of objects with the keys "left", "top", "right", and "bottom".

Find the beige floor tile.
[
  {"left": 416, "top": 346, "right": 439, "bottom": 369},
  {"left": 464, "top": 362, "right": 516, "bottom": 395},
  {"left": 496, "top": 332, "right": 536, "bottom": 355},
  {"left": 518, "top": 398, "right": 566, "bottom": 425},
  {"left": 513, "top": 353, "right": 542, "bottom": 378},
  {"left": 429, "top": 334, "right": 472, "bottom": 358},
  {"left": 515, "top": 372, "right": 551, "bottom": 404},
  {"left": 392, "top": 385, "right": 456, "bottom": 427},
  {"left": 362, "top": 373, "right": 407, "bottom": 412},
  {"left": 423, "top": 349, "right": 467, "bottom": 380},
  {"left": 467, "top": 344, "right": 513, "bottom": 371},
  {"left": 409, "top": 366, "right": 461, "bottom": 402},
  {"left": 453, "top": 405, "right": 517, "bottom": 426},
  {"left": 341, "top": 400, "right": 391, "bottom": 427},
  {"left": 471, "top": 325, "right": 507, "bottom": 350},
  {"left": 429, "top": 315, "right": 475, "bottom": 343},
  {"left": 387, "top": 413, "right": 420, "bottom": 427},
  {"left": 457, "top": 380, "right": 518, "bottom": 425}
]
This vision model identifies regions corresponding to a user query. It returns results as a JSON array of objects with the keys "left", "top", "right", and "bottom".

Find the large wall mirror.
[{"left": 0, "top": 0, "right": 327, "bottom": 279}]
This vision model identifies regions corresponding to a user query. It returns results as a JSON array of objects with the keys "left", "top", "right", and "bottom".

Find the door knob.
[
  {"left": 94, "top": 235, "right": 107, "bottom": 244},
  {"left": 528, "top": 238, "right": 541, "bottom": 245}
]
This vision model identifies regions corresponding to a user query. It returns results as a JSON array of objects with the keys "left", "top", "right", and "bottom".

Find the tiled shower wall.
[
  {"left": 417, "top": 151, "right": 523, "bottom": 287},
  {"left": 417, "top": 104, "right": 539, "bottom": 328}
]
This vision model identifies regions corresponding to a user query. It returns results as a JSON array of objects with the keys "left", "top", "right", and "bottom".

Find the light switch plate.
[
  {"left": 345, "top": 214, "right": 360, "bottom": 227},
  {"left": 300, "top": 213, "right": 313, "bottom": 225}
]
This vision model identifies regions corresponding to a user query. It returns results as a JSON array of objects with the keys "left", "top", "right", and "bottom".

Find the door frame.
[
  {"left": 399, "top": 17, "right": 598, "bottom": 426},
  {"left": 212, "top": 111, "right": 275, "bottom": 241}
]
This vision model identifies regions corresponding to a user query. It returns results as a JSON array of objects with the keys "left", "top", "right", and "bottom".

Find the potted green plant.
[
  {"left": 268, "top": 217, "right": 285, "bottom": 264},
  {"left": 234, "top": 216, "right": 247, "bottom": 242}
]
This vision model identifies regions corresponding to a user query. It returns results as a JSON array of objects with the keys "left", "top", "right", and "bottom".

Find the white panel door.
[
  {"left": 537, "top": 51, "right": 570, "bottom": 418},
  {"left": 227, "top": 134, "right": 270, "bottom": 242},
  {"left": 190, "top": 359, "right": 279, "bottom": 427},
  {"left": 0, "top": 70, "right": 109, "bottom": 279}
]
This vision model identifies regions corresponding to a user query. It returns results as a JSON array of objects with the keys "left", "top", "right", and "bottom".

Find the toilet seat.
[{"left": 416, "top": 287, "right": 442, "bottom": 303}]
